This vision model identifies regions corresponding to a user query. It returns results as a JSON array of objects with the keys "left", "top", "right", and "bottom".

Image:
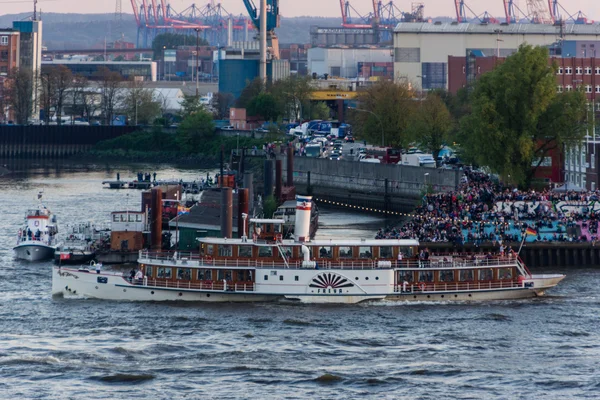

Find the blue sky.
[{"left": 2, "top": 0, "right": 598, "bottom": 20}]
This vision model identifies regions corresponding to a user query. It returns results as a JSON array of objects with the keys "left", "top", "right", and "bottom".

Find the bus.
[{"left": 365, "top": 147, "right": 401, "bottom": 164}]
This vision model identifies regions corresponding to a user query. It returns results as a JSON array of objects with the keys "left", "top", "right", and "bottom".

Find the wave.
[
  {"left": 478, "top": 313, "right": 512, "bottom": 322},
  {"left": 409, "top": 368, "right": 463, "bottom": 377},
  {"left": 283, "top": 319, "right": 312, "bottom": 326},
  {"left": 109, "top": 346, "right": 145, "bottom": 356},
  {"left": 0, "top": 355, "right": 60, "bottom": 366},
  {"left": 558, "top": 330, "right": 591, "bottom": 337},
  {"left": 94, "top": 373, "right": 155, "bottom": 383}
]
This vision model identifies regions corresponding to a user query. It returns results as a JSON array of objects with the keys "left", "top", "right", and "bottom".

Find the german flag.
[{"left": 525, "top": 227, "right": 537, "bottom": 236}]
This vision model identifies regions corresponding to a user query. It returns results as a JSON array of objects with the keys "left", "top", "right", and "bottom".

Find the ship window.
[
  {"left": 398, "top": 270, "right": 413, "bottom": 283},
  {"left": 205, "top": 244, "right": 214, "bottom": 256},
  {"left": 318, "top": 246, "right": 332, "bottom": 258},
  {"left": 197, "top": 269, "right": 205, "bottom": 280},
  {"left": 359, "top": 246, "right": 372, "bottom": 258},
  {"left": 217, "top": 270, "right": 224, "bottom": 280},
  {"left": 279, "top": 275, "right": 284, "bottom": 281},
  {"left": 280, "top": 246, "right": 293, "bottom": 259},
  {"left": 459, "top": 269, "right": 474, "bottom": 282},
  {"left": 264, "top": 275, "right": 268, "bottom": 281},
  {"left": 145, "top": 266, "right": 153, "bottom": 278},
  {"left": 258, "top": 246, "right": 273, "bottom": 257},
  {"left": 418, "top": 271, "right": 434, "bottom": 283},
  {"left": 339, "top": 246, "right": 353, "bottom": 258},
  {"left": 218, "top": 245, "right": 232, "bottom": 257},
  {"left": 295, "top": 275, "right": 299, "bottom": 281},
  {"left": 439, "top": 270, "right": 454, "bottom": 282},
  {"left": 499, "top": 268, "right": 513, "bottom": 280},
  {"left": 128, "top": 214, "right": 135, "bottom": 222},
  {"left": 112, "top": 214, "right": 119, "bottom": 222},
  {"left": 478, "top": 268, "right": 494, "bottom": 281},
  {"left": 177, "top": 268, "right": 192, "bottom": 280},
  {"left": 204, "top": 269, "right": 212, "bottom": 280},
  {"left": 237, "top": 270, "right": 245, "bottom": 281},
  {"left": 238, "top": 246, "right": 252, "bottom": 257},
  {"left": 136, "top": 214, "right": 142, "bottom": 222},
  {"left": 379, "top": 246, "right": 392, "bottom": 258},
  {"left": 157, "top": 267, "right": 172, "bottom": 279}
]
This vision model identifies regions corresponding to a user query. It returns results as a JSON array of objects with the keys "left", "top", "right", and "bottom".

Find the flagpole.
[{"left": 517, "top": 229, "right": 527, "bottom": 256}]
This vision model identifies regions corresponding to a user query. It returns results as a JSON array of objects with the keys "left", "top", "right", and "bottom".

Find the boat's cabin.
[
  {"left": 200, "top": 238, "right": 419, "bottom": 264},
  {"left": 249, "top": 218, "right": 285, "bottom": 241},
  {"left": 111, "top": 211, "right": 147, "bottom": 232}
]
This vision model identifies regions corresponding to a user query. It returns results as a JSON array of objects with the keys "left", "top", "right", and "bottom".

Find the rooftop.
[{"left": 394, "top": 22, "right": 600, "bottom": 35}]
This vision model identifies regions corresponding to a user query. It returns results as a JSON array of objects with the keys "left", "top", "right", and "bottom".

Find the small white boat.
[
  {"left": 52, "top": 195, "right": 565, "bottom": 303},
  {"left": 14, "top": 192, "right": 59, "bottom": 262}
]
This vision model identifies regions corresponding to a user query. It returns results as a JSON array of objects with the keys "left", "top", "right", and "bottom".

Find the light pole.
[
  {"left": 349, "top": 106, "right": 384, "bottom": 147},
  {"left": 424, "top": 172, "right": 430, "bottom": 191},
  {"left": 174, "top": 191, "right": 180, "bottom": 250},
  {"left": 194, "top": 28, "right": 200, "bottom": 98},
  {"left": 494, "top": 29, "right": 503, "bottom": 58}
]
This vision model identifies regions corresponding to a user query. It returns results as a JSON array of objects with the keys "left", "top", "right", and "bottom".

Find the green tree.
[
  {"left": 350, "top": 81, "right": 416, "bottom": 148},
  {"left": 120, "top": 80, "right": 161, "bottom": 125},
  {"left": 406, "top": 93, "right": 453, "bottom": 163},
  {"left": 270, "top": 76, "right": 314, "bottom": 121},
  {"left": 247, "top": 92, "right": 279, "bottom": 121},
  {"left": 310, "top": 101, "right": 330, "bottom": 120},
  {"left": 211, "top": 92, "right": 235, "bottom": 120},
  {"left": 176, "top": 110, "right": 215, "bottom": 153},
  {"left": 460, "top": 44, "right": 588, "bottom": 186},
  {"left": 151, "top": 33, "right": 209, "bottom": 60},
  {"left": 6, "top": 67, "right": 33, "bottom": 124},
  {"left": 179, "top": 94, "right": 205, "bottom": 119},
  {"left": 236, "top": 78, "right": 265, "bottom": 109}
]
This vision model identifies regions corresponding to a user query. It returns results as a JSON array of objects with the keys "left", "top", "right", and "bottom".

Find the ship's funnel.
[{"left": 294, "top": 195, "right": 312, "bottom": 242}]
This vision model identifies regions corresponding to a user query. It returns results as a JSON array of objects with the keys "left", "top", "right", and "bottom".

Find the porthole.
[
  {"left": 355, "top": 277, "right": 359, "bottom": 280},
  {"left": 375, "top": 277, "right": 379, "bottom": 280},
  {"left": 95, "top": 286, "right": 98, "bottom": 289},
  {"left": 441, "top": 295, "right": 444, "bottom": 298},
  {"left": 207, "top": 294, "right": 210, "bottom": 297},
  {"left": 123, "top": 289, "right": 126, "bottom": 292},
  {"left": 468, "top": 294, "right": 472, "bottom": 297},
  {"left": 454, "top": 295, "right": 458, "bottom": 298},
  {"left": 427, "top": 295, "right": 430, "bottom": 298},
  {"left": 413, "top": 295, "right": 417, "bottom": 299},
  {"left": 151, "top": 291, "right": 155, "bottom": 294},
  {"left": 179, "top": 292, "right": 183, "bottom": 296},
  {"left": 365, "top": 277, "right": 369, "bottom": 281}
]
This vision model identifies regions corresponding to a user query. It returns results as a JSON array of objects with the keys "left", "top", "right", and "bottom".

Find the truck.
[
  {"left": 304, "top": 143, "right": 323, "bottom": 158},
  {"left": 400, "top": 153, "right": 436, "bottom": 168}
]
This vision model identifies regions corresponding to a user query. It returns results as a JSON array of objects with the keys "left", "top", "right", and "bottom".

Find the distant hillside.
[{"left": 0, "top": 13, "right": 451, "bottom": 49}]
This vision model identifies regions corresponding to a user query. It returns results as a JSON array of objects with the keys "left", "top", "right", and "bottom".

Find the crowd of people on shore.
[{"left": 376, "top": 168, "right": 600, "bottom": 244}]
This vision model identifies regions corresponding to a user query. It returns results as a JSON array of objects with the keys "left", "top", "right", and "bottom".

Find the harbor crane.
[{"left": 454, "top": 0, "right": 499, "bottom": 24}]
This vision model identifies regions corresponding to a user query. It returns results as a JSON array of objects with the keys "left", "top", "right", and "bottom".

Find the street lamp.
[
  {"left": 348, "top": 106, "right": 384, "bottom": 147},
  {"left": 194, "top": 28, "right": 200, "bottom": 97},
  {"left": 424, "top": 172, "right": 430, "bottom": 191},
  {"left": 494, "top": 29, "right": 503, "bottom": 58}
]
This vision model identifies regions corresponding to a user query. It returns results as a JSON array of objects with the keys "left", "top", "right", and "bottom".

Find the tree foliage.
[
  {"left": 179, "top": 94, "right": 205, "bottom": 119},
  {"left": 151, "top": 33, "right": 208, "bottom": 60},
  {"left": 459, "top": 44, "right": 588, "bottom": 186},
  {"left": 211, "top": 92, "right": 235, "bottom": 120},
  {"left": 95, "top": 66, "right": 123, "bottom": 125},
  {"left": 406, "top": 93, "right": 453, "bottom": 163},
  {"left": 176, "top": 110, "right": 215, "bottom": 153},
  {"left": 236, "top": 78, "right": 264, "bottom": 109},
  {"left": 6, "top": 67, "right": 33, "bottom": 124},
  {"left": 350, "top": 81, "right": 416, "bottom": 148},
  {"left": 120, "top": 80, "right": 161, "bottom": 125},
  {"left": 247, "top": 92, "right": 279, "bottom": 122},
  {"left": 270, "top": 76, "right": 315, "bottom": 121}
]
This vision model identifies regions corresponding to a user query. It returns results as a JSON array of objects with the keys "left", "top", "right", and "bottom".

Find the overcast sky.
[{"left": 3, "top": 0, "right": 599, "bottom": 21}]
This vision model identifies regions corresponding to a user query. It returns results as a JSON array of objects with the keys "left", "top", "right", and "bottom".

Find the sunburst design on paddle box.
[{"left": 309, "top": 273, "right": 354, "bottom": 289}]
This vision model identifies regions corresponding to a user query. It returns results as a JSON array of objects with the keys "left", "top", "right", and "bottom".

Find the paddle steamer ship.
[{"left": 52, "top": 195, "right": 565, "bottom": 304}]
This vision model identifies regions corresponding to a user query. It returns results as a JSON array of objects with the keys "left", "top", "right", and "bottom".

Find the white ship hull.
[
  {"left": 14, "top": 243, "right": 56, "bottom": 262},
  {"left": 52, "top": 266, "right": 564, "bottom": 304}
]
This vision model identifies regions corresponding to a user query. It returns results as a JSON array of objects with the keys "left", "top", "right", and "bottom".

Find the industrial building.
[
  {"left": 393, "top": 22, "right": 600, "bottom": 90},
  {"left": 308, "top": 47, "right": 393, "bottom": 78},
  {"left": 310, "top": 27, "right": 381, "bottom": 47},
  {"left": 0, "top": 29, "right": 20, "bottom": 75},
  {"left": 41, "top": 60, "right": 157, "bottom": 82}
]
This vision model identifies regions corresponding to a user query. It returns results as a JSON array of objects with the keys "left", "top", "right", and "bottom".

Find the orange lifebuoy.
[{"left": 419, "top": 282, "right": 426, "bottom": 291}]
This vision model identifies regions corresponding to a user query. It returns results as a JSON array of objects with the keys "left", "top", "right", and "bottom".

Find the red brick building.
[
  {"left": 448, "top": 54, "right": 600, "bottom": 189},
  {"left": 0, "top": 29, "right": 20, "bottom": 76}
]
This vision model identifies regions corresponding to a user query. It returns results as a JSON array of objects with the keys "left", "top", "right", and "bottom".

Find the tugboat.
[
  {"left": 52, "top": 195, "right": 565, "bottom": 303},
  {"left": 14, "top": 192, "right": 59, "bottom": 262},
  {"left": 54, "top": 222, "right": 110, "bottom": 265}
]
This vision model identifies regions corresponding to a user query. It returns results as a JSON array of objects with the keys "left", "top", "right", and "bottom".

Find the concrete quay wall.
[{"left": 283, "top": 157, "right": 461, "bottom": 199}]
